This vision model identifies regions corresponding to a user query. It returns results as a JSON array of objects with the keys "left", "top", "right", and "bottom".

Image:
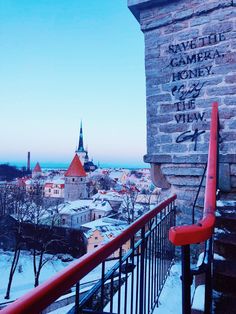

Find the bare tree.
[
  {"left": 119, "top": 183, "right": 140, "bottom": 224},
  {"left": 139, "top": 186, "right": 161, "bottom": 210},
  {"left": 28, "top": 183, "right": 63, "bottom": 287},
  {"left": 5, "top": 186, "right": 34, "bottom": 299},
  {"left": 0, "top": 183, "right": 16, "bottom": 216},
  {"left": 31, "top": 226, "right": 61, "bottom": 287}
]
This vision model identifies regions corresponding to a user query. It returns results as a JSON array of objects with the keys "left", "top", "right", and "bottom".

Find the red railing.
[
  {"left": 169, "top": 102, "right": 218, "bottom": 246},
  {"left": 1, "top": 195, "right": 176, "bottom": 314}
]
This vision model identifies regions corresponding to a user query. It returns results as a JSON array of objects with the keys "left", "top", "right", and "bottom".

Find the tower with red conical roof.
[
  {"left": 32, "top": 162, "right": 42, "bottom": 179},
  {"left": 64, "top": 154, "right": 88, "bottom": 201}
]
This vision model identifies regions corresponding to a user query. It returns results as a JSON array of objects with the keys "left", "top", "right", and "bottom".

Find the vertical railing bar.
[
  {"left": 181, "top": 245, "right": 191, "bottom": 314},
  {"left": 151, "top": 219, "right": 155, "bottom": 309},
  {"left": 166, "top": 206, "right": 170, "bottom": 274},
  {"left": 173, "top": 202, "right": 176, "bottom": 258},
  {"left": 139, "top": 226, "right": 145, "bottom": 314},
  {"left": 110, "top": 275, "right": 114, "bottom": 313},
  {"left": 101, "top": 261, "right": 105, "bottom": 310},
  {"left": 135, "top": 246, "right": 140, "bottom": 314},
  {"left": 164, "top": 209, "right": 167, "bottom": 279},
  {"left": 154, "top": 214, "right": 158, "bottom": 306},
  {"left": 157, "top": 215, "right": 161, "bottom": 298},
  {"left": 165, "top": 209, "right": 167, "bottom": 278},
  {"left": 75, "top": 281, "right": 80, "bottom": 314},
  {"left": 161, "top": 211, "right": 165, "bottom": 287},
  {"left": 171, "top": 203, "right": 174, "bottom": 258},
  {"left": 124, "top": 254, "right": 128, "bottom": 314},
  {"left": 160, "top": 212, "right": 163, "bottom": 292},
  {"left": 160, "top": 212, "right": 164, "bottom": 291},
  {"left": 148, "top": 222, "right": 151, "bottom": 313},
  {"left": 204, "top": 237, "right": 213, "bottom": 314},
  {"left": 130, "top": 236, "right": 135, "bottom": 314},
  {"left": 143, "top": 230, "right": 146, "bottom": 314},
  {"left": 144, "top": 226, "right": 148, "bottom": 314},
  {"left": 118, "top": 247, "right": 122, "bottom": 314}
]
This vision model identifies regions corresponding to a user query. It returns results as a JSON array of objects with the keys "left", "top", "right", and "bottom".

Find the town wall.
[{"left": 128, "top": 0, "right": 236, "bottom": 223}]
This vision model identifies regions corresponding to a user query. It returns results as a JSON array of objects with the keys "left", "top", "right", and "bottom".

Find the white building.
[{"left": 44, "top": 179, "right": 65, "bottom": 198}]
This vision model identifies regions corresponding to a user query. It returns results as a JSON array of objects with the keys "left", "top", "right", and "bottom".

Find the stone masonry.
[{"left": 128, "top": 0, "right": 236, "bottom": 223}]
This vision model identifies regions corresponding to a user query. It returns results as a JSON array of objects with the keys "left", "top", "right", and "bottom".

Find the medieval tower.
[{"left": 64, "top": 154, "right": 88, "bottom": 202}]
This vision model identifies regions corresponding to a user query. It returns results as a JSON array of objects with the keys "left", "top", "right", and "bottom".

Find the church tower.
[
  {"left": 64, "top": 154, "right": 88, "bottom": 202},
  {"left": 32, "top": 162, "right": 42, "bottom": 179},
  {"left": 75, "top": 122, "right": 87, "bottom": 165}
]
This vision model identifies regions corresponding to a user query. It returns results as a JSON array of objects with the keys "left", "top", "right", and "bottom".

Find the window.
[
  {"left": 95, "top": 237, "right": 98, "bottom": 240},
  {"left": 72, "top": 178, "right": 75, "bottom": 182},
  {"left": 94, "top": 245, "right": 98, "bottom": 248},
  {"left": 62, "top": 218, "right": 66, "bottom": 225},
  {"left": 99, "top": 215, "right": 102, "bottom": 218},
  {"left": 49, "top": 189, "right": 51, "bottom": 193}
]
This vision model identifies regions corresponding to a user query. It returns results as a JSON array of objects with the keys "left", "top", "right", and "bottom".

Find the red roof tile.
[
  {"left": 33, "top": 162, "right": 42, "bottom": 173},
  {"left": 65, "top": 154, "right": 86, "bottom": 177}
]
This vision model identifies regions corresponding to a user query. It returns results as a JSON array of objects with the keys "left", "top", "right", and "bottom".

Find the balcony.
[{"left": 2, "top": 103, "right": 235, "bottom": 314}]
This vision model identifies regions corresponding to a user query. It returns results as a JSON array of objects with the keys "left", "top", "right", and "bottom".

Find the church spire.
[{"left": 76, "top": 121, "right": 85, "bottom": 153}]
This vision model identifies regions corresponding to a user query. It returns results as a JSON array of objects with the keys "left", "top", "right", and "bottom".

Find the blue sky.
[{"left": 0, "top": 0, "right": 147, "bottom": 169}]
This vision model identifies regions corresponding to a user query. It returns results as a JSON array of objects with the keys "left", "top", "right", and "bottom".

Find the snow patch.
[
  {"left": 214, "top": 254, "right": 225, "bottom": 261},
  {"left": 217, "top": 200, "right": 236, "bottom": 207},
  {"left": 192, "top": 285, "right": 205, "bottom": 311},
  {"left": 214, "top": 227, "right": 229, "bottom": 234},
  {"left": 153, "top": 263, "right": 182, "bottom": 314},
  {"left": 197, "top": 252, "right": 226, "bottom": 267},
  {"left": 197, "top": 252, "right": 204, "bottom": 267}
]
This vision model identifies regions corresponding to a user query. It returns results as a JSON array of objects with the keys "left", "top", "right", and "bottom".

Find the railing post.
[
  {"left": 204, "top": 238, "right": 213, "bottom": 314},
  {"left": 75, "top": 281, "right": 80, "bottom": 314},
  {"left": 181, "top": 245, "right": 192, "bottom": 314},
  {"left": 139, "top": 226, "right": 146, "bottom": 314}
]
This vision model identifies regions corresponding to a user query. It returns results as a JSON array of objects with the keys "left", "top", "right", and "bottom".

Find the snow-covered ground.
[
  {"left": 0, "top": 250, "right": 72, "bottom": 304},
  {"left": 0, "top": 250, "right": 117, "bottom": 310},
  {"left": 0, "top": 250, "right": 184, "bottom": 314},
  {"left": 154, "top": 263, "right": 182, "bottom": 314},
  {"left": 102, "top": 262, "right": 182, "bottom": 314}
]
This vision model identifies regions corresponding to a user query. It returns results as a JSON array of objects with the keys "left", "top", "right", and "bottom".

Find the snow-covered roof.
[
  {"left": 58, "top": 199, "right": 93, "bottom": 215},
  {"left": 92, "top": 190, "right": 123, "bottom": 202},
  {"left": 44, "top": 178, "right": 65, "bottom": 189},
  {"left": 82, "top": 217, "right": 126, "bottom": 230},
  {"left": 91, "top": 200, "right": 112, "bottom": 212},
  {"left": 25, "top": 178, "right": 46, "bottom": 185}
]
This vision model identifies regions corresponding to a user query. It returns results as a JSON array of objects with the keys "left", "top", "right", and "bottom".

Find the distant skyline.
[{"left": 0, "top": 1, "right": 147, "bottom": 168}]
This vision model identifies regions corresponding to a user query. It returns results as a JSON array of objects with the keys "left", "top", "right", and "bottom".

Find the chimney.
[{"left": 27, "top": 152, "right": 31, "bottom": 172}]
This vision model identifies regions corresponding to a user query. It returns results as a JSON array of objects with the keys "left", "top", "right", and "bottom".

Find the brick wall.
[{"left": 128, "top": 0, "right": 236, "bottom": 222}]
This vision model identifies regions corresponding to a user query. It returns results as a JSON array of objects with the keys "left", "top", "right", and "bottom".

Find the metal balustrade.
[{"left": 2, "top": 195, "right": 176, "bottom": 314}]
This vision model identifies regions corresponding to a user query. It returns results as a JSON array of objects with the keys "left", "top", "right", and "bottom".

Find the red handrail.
[
  {"left": 169, "top": 102, "right": 218, "bottom": 246},
  {"left": 1, "top": 195, "right": 176, "bottom": 314}
]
